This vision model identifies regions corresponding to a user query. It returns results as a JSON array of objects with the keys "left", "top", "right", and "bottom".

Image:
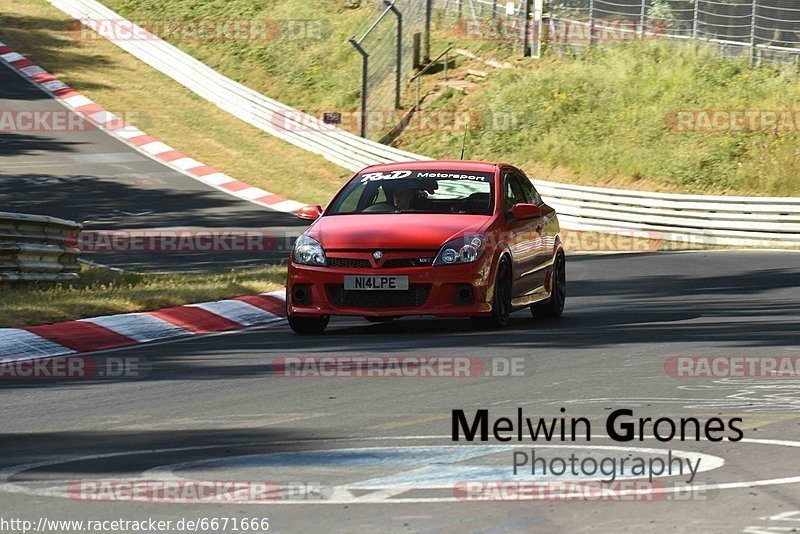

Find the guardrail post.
[
  {"left": 639, "top": 0, "right": 647, "bottom": 39},
  {"left": 589, "top": 0, "right": 596, "bottom": 46},
  {"left": 749, "top": 0, "right": 757, "bottom": 66},
  {"left": 349, "top": 39, "right": 369, "bottom": 138},
  {"left": 692, "top": 0, "right": 700, "bottom": 40}
]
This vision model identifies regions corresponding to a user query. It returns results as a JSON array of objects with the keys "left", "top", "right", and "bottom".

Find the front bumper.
[{"left": 287, "top": 258, "right": 494, "bottom": 318}]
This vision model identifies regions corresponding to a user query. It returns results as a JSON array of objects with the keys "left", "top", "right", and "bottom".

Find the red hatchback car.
[{"left": 286, "top": 161, "right": 565, "bottom": 334}]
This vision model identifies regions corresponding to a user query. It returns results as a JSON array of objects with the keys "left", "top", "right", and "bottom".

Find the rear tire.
[
  {"left": 471, "top": 257, "right": 512, "bottom": 330},
  {"left": 288, "top": 315, "right": 330, "bottom": 334},
  {"left": 532, "top": 251, "right": 566, "bottom": 319}
]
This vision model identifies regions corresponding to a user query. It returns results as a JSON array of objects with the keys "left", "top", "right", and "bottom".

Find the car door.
[
  {"left": 516, "top": 172, "right": 555, "bottom": 294},
  {"left": 502, "top": 171, "right": 541, "bottom": 300}
]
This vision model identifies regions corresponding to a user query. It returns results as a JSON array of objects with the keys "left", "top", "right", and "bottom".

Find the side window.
[
  {"left": 514, "top": 172, "right": 544, "bottom": 206},
  {"left": 530, "top": 185, "right": 544, "bottom": 206},
  {"left": 517, "top": 174, "right": 534, "bottom": 204},
  {"left": 504, "top": 173, "right": 527, "bottom": 212}
]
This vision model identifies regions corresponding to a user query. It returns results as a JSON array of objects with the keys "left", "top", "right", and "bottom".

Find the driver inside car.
[{"left": 390, "top": 182, "right": 416, "bottom": 211}]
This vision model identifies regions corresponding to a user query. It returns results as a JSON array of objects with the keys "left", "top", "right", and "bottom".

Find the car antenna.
[{"left": 459, "top": 119, "right": 469, "bottom": 160}]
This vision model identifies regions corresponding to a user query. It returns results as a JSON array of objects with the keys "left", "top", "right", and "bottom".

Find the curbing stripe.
[
  {"left": 23, "top": 321, "right": 139, "bottom": 353},
  {"left": 188, "top": 300, "right": 280, "bottom": 327},
  {"left": 148, "top": 306, "right": 244, "bottom": 334},
  {"left": 233, "top": 294, "right": 287, "bottom": 317},
  {"left": 201, "top": 173, "right": 236, "bottom": 186},
  {"left": 82, "top": 313, "right": 193, "bottom": 343},
  {"left": 0, "top": 329, "right": 75, "bottom": 361},
  {"left": 0, "top": 293, "right": 289, "bottom": 360}
]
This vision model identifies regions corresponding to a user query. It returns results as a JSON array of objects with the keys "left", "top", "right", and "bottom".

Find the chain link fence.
[
  {"left": 350, "top": 0, "right": 428, "bottom": 139},
  {"left": 350, "top": 0, "right": 800, "bottom": 138},
  {"left": 546, "top": 0, "right": 800, "bottom": 64}
]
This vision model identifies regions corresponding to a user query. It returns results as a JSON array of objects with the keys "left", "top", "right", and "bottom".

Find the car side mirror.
[
  {"left": 297, "top": 205, "right": 322, "bottom": 221},
  {"left": 511, "top": 203, "right": 542, "bottom": 219}
]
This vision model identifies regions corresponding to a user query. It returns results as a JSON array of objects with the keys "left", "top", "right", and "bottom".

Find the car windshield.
[{"left": 326, "top": 170, "right": 495, "bottom": 216}]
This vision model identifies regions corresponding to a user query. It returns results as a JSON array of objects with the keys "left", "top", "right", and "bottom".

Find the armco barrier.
[
  {"left": 47, "top": 0, "right": 800, "bottom": 248},
  {"left": 0, "top": 212, "right": 82, "bottom": 282}
]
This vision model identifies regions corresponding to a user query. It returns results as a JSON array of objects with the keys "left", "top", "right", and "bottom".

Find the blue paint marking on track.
[{"left": 176, "top": 445, "right": 663, "bottom": 488}]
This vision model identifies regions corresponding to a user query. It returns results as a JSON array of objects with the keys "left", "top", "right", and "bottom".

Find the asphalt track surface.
[
  {"left": 0, "top": 62, "right": 307, "bottom": 272},
  {"left": 2, "top": 250, "right": 800, "bottom": 533}
]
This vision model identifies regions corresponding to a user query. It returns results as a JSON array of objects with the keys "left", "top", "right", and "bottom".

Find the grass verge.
[
  {"left": 0, "top": 0, "right": 350, "bottom": 205},
  {"left": 0, "top": 264, "right": 286, "bottom": 328}
]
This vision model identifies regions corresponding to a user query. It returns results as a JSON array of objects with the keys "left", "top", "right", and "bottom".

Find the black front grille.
[
  {"left": 327, "top": 257, "right": 434, "bottom": 269},
  {"left": 326, "top": 284, "right": 431, "bottom": 308},
  {"left": 328, "top": 257, "right": 372, "bottom": 269}
]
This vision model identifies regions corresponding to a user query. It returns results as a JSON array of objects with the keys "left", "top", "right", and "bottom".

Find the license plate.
[{"left": 344, "top": 275, "right": 409, "bottom": 291}]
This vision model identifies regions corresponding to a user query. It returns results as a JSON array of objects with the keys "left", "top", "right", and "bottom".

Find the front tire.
[
  {"left": 532, "top": 251, "right": 565, "bottom": 319},
  {"left": 471, "top": 257, "right": 512, "bottom": 329},
  {"left": 288, "top": 315, "right": 330, "bottom": 334}
]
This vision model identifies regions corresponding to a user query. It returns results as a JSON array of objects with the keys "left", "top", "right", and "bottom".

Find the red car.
[{"left": 286, "top": 161, "right": 565, "bottom": 334}]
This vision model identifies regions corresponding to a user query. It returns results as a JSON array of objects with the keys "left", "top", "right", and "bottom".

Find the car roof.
[{"left": 358, "top": 160, "right": 508, "bottom": 174}]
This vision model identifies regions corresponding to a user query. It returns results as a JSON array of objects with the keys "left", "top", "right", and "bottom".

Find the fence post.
[
  {"left": 413, "top": 32, "right": 422, "bottom": 69},
  {"left": 387, "top": 1, "right": 402, "bottom": 109},
  {"left": 639, "top": 0, "right": 647, "bottom": 39},
  {"left": 589, "top": 0, "right": 596, "bottom": 46},
  {"left": 749, "top": 0, "right": 757, "bottom": 66},
  {"left": 349, "top": 39, "right": 369, "bottom": 138},
  {"left": 492, "top": 0, "right": 497, "bottom": 19},
  {"left": 692, "top": 0, "right": 700, "bottom": 40},
  {"left": 522, "top": 0, "right": 532, "bottom": 56},
  {"left": 424, "top": 0, "right": 432, "bottom": 62}
]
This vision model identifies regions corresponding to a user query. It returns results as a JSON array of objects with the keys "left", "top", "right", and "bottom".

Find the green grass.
[
  {"left": 0, "top": 265, "right": 286, "bottom": 328},
  {"left": 396, "top": 41, "right": 800, "bottom": 196},
  {"left": 104, "top": 0, "right": 374, "bottom": 113}
]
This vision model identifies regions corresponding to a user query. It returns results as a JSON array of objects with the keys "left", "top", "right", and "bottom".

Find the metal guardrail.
[
  {"left": 533, "top": 180, "right": 800, "bottom": 248},
  {"left": 0, "top": 212, "right": 82, "bottom": 282},
  {"left": 48, "top": 0, "right": 800, "bottom": 248}
]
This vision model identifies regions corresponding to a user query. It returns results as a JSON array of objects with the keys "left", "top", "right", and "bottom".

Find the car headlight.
[
  {"left": 293, "top": 235, "right": 327, "bottom": 266},
  {"left": 433, "top": 235, "right": 484, "bottom": 266}
]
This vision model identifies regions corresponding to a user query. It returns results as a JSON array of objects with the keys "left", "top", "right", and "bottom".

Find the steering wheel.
[{"left": 361, "top": 202, "right": 397, "bottom": 213}]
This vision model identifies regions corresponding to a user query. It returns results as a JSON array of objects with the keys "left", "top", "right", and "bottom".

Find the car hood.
[{"left": 307, "top": 214, "right": 492, "bottom": 251}]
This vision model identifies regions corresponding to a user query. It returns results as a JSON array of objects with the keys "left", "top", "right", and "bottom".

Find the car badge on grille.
[{"left": 373, "top": 250, "right": 383, "bottom": 260}]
